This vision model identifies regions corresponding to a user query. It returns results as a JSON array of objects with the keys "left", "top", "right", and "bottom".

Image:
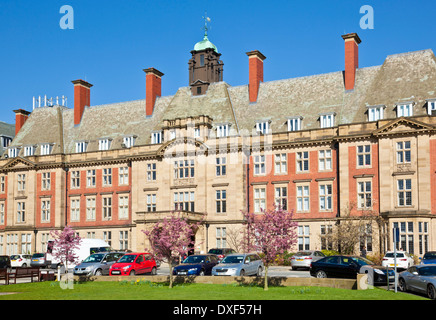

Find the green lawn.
[{"left": 0, "top": 280, "right": 428, "bottom": 300}]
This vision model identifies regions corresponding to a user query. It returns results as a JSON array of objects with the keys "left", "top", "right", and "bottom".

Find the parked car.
[
  {"left": 398, "top": 264, "right": 436, "bottom": 299},
  {"left": 291, "top": 250, "right": 326, "bottom": 270},
  {"left": 212, "top": 253, "right": 263, "bottom": 276},
  {"left": 173, "top": 254, "right": 219, "bottom": 276},
  {"left": 207, "top": 248, "right": 236, "bottom": 261},
  {"left": 10, "top": 254, "right": 32, "bottom": 268},
  {"left": 310, "top": 255, "right": 395, "bottom": 285},
  {"left": 109, "top": 252, "right": 157, "bottom": 276},
  {"left": 382, "top": 251, "right": 414, "bottom": 270},
  {"left": 74, "top": 251, "right": 125, "bottom": 276},
  {"left": 0, "top": 256, "right": 11, "bottom": 269},
  {"left": 30, "top": 253, "right": 51, "bottom": 268},
  {"left": 420, "top": 251, "right": 436, "bottom": 265}
]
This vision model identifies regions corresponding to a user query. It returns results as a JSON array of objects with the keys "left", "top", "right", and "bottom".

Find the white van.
[{"left": 47, "top": 238, "right": 112, "bottom": 269}]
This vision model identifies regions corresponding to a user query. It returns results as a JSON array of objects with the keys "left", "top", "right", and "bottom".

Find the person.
[{"left": 360, "top": 246, "right": 367, "bottom": 258}]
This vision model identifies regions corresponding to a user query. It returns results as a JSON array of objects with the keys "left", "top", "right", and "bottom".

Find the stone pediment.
[
  {"left": 157, "top": 137, "right": 209, "bottom": 158},
  {"left": 372, "top": 117, "right": 435, "bottom": 137},
  {"left": 1, "top": 156, "right": 36, "bottom": 171}
]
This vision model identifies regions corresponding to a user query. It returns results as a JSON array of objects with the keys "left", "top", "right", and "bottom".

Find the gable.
[
  {"left": 373, "top": 117, "right": 435, "bottom": 137},
  {"left": 1, "top": 157, "right": 36, "bottom": 171}
]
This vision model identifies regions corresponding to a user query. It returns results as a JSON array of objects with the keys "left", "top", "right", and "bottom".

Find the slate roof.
[
  {"left": 5, "top": 49, "right": 436, "bottom": 157},
  {"left": 0, "top": 121, "right": 15, "bottom": 155}
]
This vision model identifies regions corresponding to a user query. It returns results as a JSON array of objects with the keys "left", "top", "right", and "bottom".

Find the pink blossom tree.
[
  {"left": 143, "top": 213, "right": 201, "bottom": 288},
  {"left": 50, "top": 225, "right": 82, "bottom": 272},
  {"left": 242, "top": 207, "right": 298, "bottom": 290}
]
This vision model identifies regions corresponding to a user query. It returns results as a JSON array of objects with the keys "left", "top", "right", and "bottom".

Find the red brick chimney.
[
  {"left": 246, "top": 50, "right": 266, "bottom": 103},
  {"left": 13, "top": 109, "right": 31, "bottom": 135},
  {"left": 72, "top": 79, "right": 93, "bottom": 125},
  {"left": 143, "top": 68, "right": 164, "bottom": 117},
  {"left": 341, "top": 33, "right": 361, "bottom": 91}
]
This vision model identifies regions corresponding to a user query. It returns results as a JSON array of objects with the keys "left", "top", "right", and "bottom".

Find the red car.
[{"left": 109, "top": 252, "right": 157, "bottom": 276}]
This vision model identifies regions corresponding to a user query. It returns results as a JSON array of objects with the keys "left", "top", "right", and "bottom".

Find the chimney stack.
[
  {"left": 246, "top": 50, "right": 266, "bottom": 103},
  {"left": 72, "top": 79, "right": 93, "bottom": 125},
  {"left": 13, "top": 109, "right": 31, "bottom": 135},
  {"left": 143, "top": 68, "right": 164, "bottom": 117},
  {"left": 341, "top": 33, "right": 361, "bottom": 91}
]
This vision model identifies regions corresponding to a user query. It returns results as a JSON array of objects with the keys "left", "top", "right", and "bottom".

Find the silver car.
[
  {"left": 398, "top": 264, "right": 436, "bottom": 299},
  {"left": 291, "top": 250, "right": 326, "bottom": 270},
  {"left": 74, "top": 252, "right": 124, "bottom": 276},
  {"left": 212, "top": 253, "right": 263, "bottom": 276}
]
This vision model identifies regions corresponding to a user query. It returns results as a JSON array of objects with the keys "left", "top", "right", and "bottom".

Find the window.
[
  {"left": 86, "top": 197, "right": 96, "bottom": 220},
  {"left": 319, "top": 184, "right": 332, "bottom": 211},
  {"left": 17, "top": 174, "right": 26, "bottom": 191},
  {"left": 320, "top": 113, "right": 335, "bottom": 128},
  {"left": 21, "top": 234, "right": 31, "bottom": 255},
  {"left": 397, "top": 103, "right": 413, "bottom": 117},
  {"left": 427, "top": 101, "right": 436, "bottom": 115},
  {"left": 298, "top": 226, "right": 310, "bottom": 251},
  {"left": 0, "top": 203, "right": 4, "bottom": 224},
  {"left": 256, "top": 121, "right": 270, "bottom": 134},
  {"left": 41, "top": 172, "right": 51, "bottom": 190},
  {"left": 397, "top": 179, "right": 412, "bottom": 206},
  {"left": 102, "top": 196, "right": 112, "bottom": 220},
  {"left": 200, "top": 54, "right": 205, "bottom": 66},
  {"left": 119, "top": 167, "right": 129, "bottom": 185},
  {"left": 86, "top": 232, "right": 96, "bottom": 239},
  {"left": 119, "top": 231, "right": 129, "bottom": 250},
  {"left": 147, "top": 163, "right": 157, "bottom": 181},
  {"left": 102, "top": 168, "right": 112, "bottom": 186},
  {"left": 274, "top": 153, "right": 287, "bottom": 174},
  {"left": 70, "top": 198, "right": 80, "bottom": 221},
  {"left": 0, "top": 176, "right": 5, "bottom": 193},
  {"left": 216, "top": 124, "right": 229, "bottom": 138},
  {"left": 24, "top": 146, "right": 35, "bottom": 157},
  {"left": 216, "top": 227, "right": 227, "bottom": 248},
  {"left": 321, "top": 225, "right": 333, "bottom": 250},
  {"left": 368, "top": 106, "right": 384, "bottom": 121},
  {"left": 123, "top": 136, "right": 135, "bottom": 148},
  {"left": 71, "top": 171, "right": 80, "bottom": 188},
  {"left": 173, "top": 159, "right": 195, "bottom": 179},
  {"left": 118, "top": 196, "right": 129, "bottom": 219},
  {"left": 216, "top": 156, "right": 226, "bottom": 176},
  {"left": 297, "top": 185, "right": 309, "bottom": 212},
  {"left": 296, "top": 152, "right": 309, "bottom": 172},
  {"left": 17, "top": 201, "right": 25, "bottom": 223},
  {"left": 41, "top": 200, "right": 50, "bottom": 222},
  {"left": 1, "top": 136, "right": 11, "bottom": 148},
  {"left": 174, "top": 191, "right": 195, "bottom": 212},
  {"left": 253, "top": 155, "right": 266, "bottom": 175},
  {"left": 98, "top": 139, "right": 111, "bottom": 151},
  {"left": 151, "top": 131, "right": 162, "bottom": 144},
  {"left": 86, "top": 170, "right": 96, "bottom": 187},
  {"left": 254, "top": 187, "right": 266, "bottom": 213},
  {"left": 103, "top": 231, "right": 112, "bottom": 247},
  {"left": 75, "top": 142, "right": 88, "bottom": 153},
  {"left": 40, "top": 143, "right": 53, "bottom": 155},
  {"left": 274, "top": 187, "right": 287, "bottom": 210},
  {"left": 287, "top": 117, "right": 301, "bottom": 131},
  {"left": 194, "top": 128, "right": 200, "bottom": 138},
  {"left": 396, "top": 141, "right": 411, "bottom": 163},
  {"left": 197, "top": 87, "right": 202, "bottom": 95},
  {"left": 216, "top": 190, "right": 227, "bottom": 213},
  {"left": 393, "top": 222, "right": 414, "bottom": 254},
  {"left": 357, "top": 145, "right": 371, "bottom": 167},
  {"left": 418, "top": 222, "right": 429, "bottom": 255},
  {"left": 357, "top": 181, "right": 372, "bottom": 209},
  {"left": 146, "top": 194, "right": 156, "bottom": 212},
  {"left": 8, "top": 147, "right": 19, "bottom": 158},
  {"left": 318, "top": 150, "right": 332, "bottom": 171},
  {"left": 360, "top": 224, "right": 373, "bottom": 253}
]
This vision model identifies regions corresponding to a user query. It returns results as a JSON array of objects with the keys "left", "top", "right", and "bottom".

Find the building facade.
[{"left": 1, "top": 31, "right": 436, "bottom": 258}]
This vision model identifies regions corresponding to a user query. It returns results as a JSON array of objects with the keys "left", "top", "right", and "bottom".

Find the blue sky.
[{"left": 0, "top": 0, "right": 435, "bottom": 125}]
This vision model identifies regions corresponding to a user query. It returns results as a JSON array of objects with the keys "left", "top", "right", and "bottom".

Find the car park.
[
  {"left": 420, "top": 251, "right": 436, "bottom": 265},
  {"left": 173, "top": 254, "right": 219, "bottom": 276},
  {"left": 109, "top": 252, "right": 157, "bottom": 276},
  {"left": 0, "top": 256, "right": 11, "bottom": 269},
  {"left": 30, "top": 253, "right": 51, "bottom": 268},
  {"left": 212, "top": 253, "right": 263, "bottom": 276},
  {"left": 310, "top": 255, "right": 395, "bottom": 285},
  {"left": 74, "top": 251, "right": 125, "bottom": 276},
  {"left": 10, "top": 254, "right": 32, "bottom": 268},
  {"left": 398, "top": 264, "right": 436, "bottom": 299},
  {"left": 207, "top": 248, "right": 236, "bottom": 261},
  {"left": 382, "top": 251, "right": 414, "bottom": 270},
  {"left": 291, "top": 250, "right": 326, "bottom": 270}
]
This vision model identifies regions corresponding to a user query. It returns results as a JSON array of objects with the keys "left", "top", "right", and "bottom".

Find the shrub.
[{"left": 321, "top": 250, "right": 340, "bottom": 257}]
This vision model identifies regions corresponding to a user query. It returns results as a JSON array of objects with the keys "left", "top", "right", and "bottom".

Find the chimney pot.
[
  {"left": 341, "top": 33, "right": 361, "bottom": 91},
  {"left": 144, "top": 68, "right": 164, "bottom": 117},
  {"left": 246, "top": 50, "right": 266, "bottom": 103},
  {"left": 13, "top": 109, "right": 31, "bottom": 135},
  {"left": 72, "top": 79, "right": 93, "bottom": 125}
]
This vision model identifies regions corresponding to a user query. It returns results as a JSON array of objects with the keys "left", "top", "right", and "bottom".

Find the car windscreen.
[
  {"left": 183, "top": 256, "right": 205, "bottom": 263},
  {"left": 419, "top": 266, "right": 436, "bottom": 276},
  {"left": 117, "top": 255, "right": 137, "bottom": 263},
  {"left": 82, "top": 254, "right": 105, "bottom": 263},
  {"left": 0, "top": 257, "right": 9, "bottom": 262},
  {"left": 90, "top": 247, "right": 110, "bottom": 255},
  {"left": 385, "top": 252, "right": 405, "bottom": 258},
  {"left": 350, "top": 257, "right": 374, "bottom": 266},
  {"left": 221, "top": 255, "right": 244, "bottom": 264},
  {"left": 208, "top": 249, "right": 222, "bottom": 254},
  {"left": 423, "top": 252, "right": 436, "bottom": 259},
  {"left": 32, "top": 253, "right": 45, "bottom": 258},
  {"left": 295, "top": 252, "right": 312, "bottom": 257}
]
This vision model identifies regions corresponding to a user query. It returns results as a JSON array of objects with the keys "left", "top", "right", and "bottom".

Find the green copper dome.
[{"left": 194, "top": 34, "right": 218, "bottom": 53}]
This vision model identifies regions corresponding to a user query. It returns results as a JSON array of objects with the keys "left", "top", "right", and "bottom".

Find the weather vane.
[{"left": 202, "top": 11, "right": 211, "bottom": 38}]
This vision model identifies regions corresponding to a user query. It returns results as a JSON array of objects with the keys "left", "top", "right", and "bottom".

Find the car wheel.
[
  {"left": 240, "top": 269, "right": 245, "bottom": 277},
  {"left": 316, "top": 270, "right": 327, "bottom": 278},
  {"left": 427, "top": 284, "right": 436, "bottom": 300},
  {"left": 398, "top": 278, "right": 407, "bottom": 292},
  {"left": 199, "top": 269, "right": 205, "bottom": 276},
  {"left": 95, "top": 269, "right": 103, "bottom": 276},
  {"left": 130, "top": 270, "right": 136, "bottom": 276},
  {"left": 256, "top": 267, "right": 262, "bottom": 277},
  {"left": 21, "top": 263, "right": 27, "bottom": 268},
  {"left": 151, "top": 267, "right": 157, "bottom": 275}
]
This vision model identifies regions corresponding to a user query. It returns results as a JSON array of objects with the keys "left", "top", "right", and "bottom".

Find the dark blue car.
[
  {"left": 421, "top": 251, "right": 436, "bottom": 265},
  {"left": 173, "top": 254, "right": 219, "bottom": 276}
]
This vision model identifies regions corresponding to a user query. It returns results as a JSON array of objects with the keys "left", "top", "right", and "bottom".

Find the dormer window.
[
  {"left": 1, "top": 136, "right": 12, "bottom": 148},
  {"left": 75, "top": 141, "right": 88, "bottom": 153},
  {"left": 169, "top": 130, "right": 176, "bottom": 140},
  {"left": 320, "top": 113, "right": 335, "bottom": 128},
  {"left": 397, "top": 103, "right": 413, "bottom": 117},
  {"left": 8, "top": 147, "right": 20, "bottom": 158},
  {"left": 24, "top": 145, "right": 36, "bottom": 157},
  {"left": 98, "top": 138, "right": 112, "bottom": 151},
  {"left": 194, "top": 128, "right": 200, "bottom": 139},
  {"left": 256, "top": 121, "right": 270, "bottom": 134},
  {"left": 287, "top": 117, "right": 302, "bottom": 132},
  {"left": 40, "top": 144, "right": 53, "bottom": 156},
  {"left": 368, "top": 105, "right": 385, "bottom": 122},
  {"left": 216, "top": 124, "right": 230, "bottom": 138},
  {"left": 427, "top": 100, "right": 436, "bottom": 115},
  {"left": 151, "top": 131, "right": 162, "bottom": 144},
  {"left": 123, "top": 136, "right": 136, "bottom": 148}
]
